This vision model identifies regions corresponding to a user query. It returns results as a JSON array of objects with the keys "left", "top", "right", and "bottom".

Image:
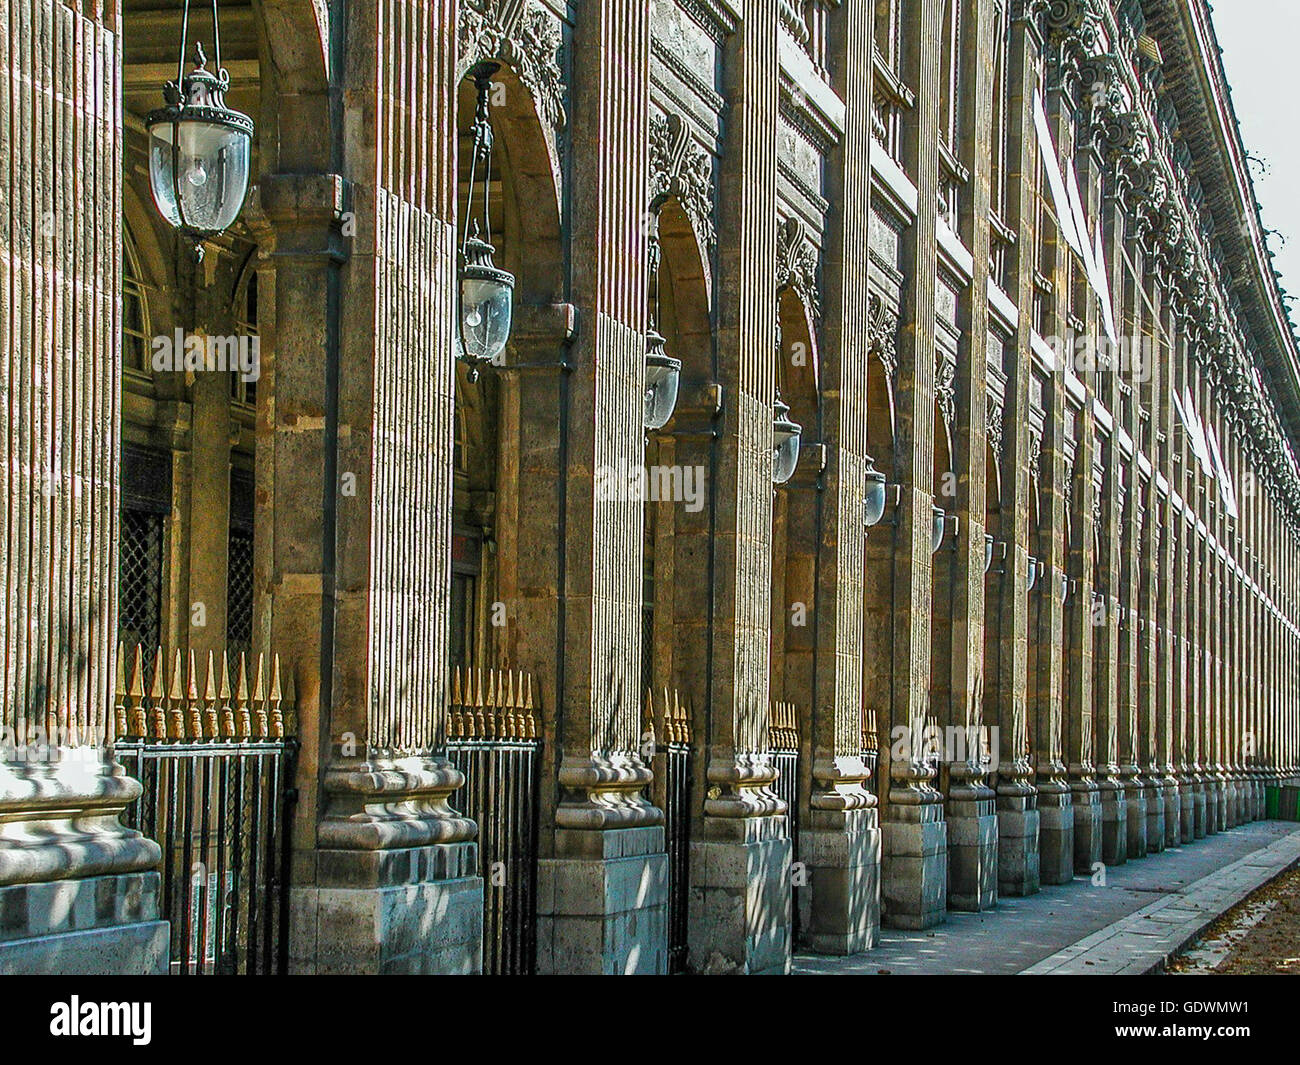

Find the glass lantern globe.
[
  {"left": 1027, "top": 555, "right": 1039, "bottom": 591},
  {"left": 459, "top": 232, "right": 515, "bottom": 370},
  {"left": 644, "top": 329, "right": 682, "bottom": 431},
  {"left": 984, "top": 534, "right": 995, "bottom": 574},
  {"left": 864, "top": 465, "right": 887, "bottom": 528},
  {"left": 145, "top": 47, "right": 252, "bottom": 248},
  {"left": 931, "top": 505, "right": 945, "bottom": 555},
  {"left": 772, "top": 396, "right": 802, "bottom": 485}
]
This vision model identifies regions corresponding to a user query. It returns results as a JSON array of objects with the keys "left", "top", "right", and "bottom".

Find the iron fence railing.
[
  {"left": 646, "top": 688, "right": 693, "bottom": 974},
  {"left": 769, "top": 701, "right": 801, "bottom": 943},
  {"left": 445, "top": 667, "right": 541, "bottom": 976},
  {"left": 114, "top": 647, "right": 297, "bottom": 975}
]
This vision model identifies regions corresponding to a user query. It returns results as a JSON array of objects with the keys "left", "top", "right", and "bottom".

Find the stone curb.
[{"left": 1020, "top": 832, "right": 1300, "bottom": 975}]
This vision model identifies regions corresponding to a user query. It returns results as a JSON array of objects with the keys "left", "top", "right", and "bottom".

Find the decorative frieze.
[
  {"left": 459, "top": 0, "right": 566, "bottom": 132},
  {"left": 649, "top": 110, "right": 717, "bottom": 251}
]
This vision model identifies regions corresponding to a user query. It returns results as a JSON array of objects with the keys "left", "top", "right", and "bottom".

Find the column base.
[
  {"left": 0, "top": 872, "right": 168, "bottom": 974},
  {"left": 1165, "top": 777, "right": 1182, "bottom": 847},
  {"left": 1037, "top": 786, "right": 1075, "bottom": 886},
  {"left": 536, "top": 826, "right": 668, "bottom": 975},
  {"left": 290, "top": 842, "right": 483, "bottom": 974},
  {"left": 1193, "top": 778, "right": 1208, "bottom": 839},
  {"left": 1072, "top": 786, "right": 1102, "bottom": 875},
  {"left": 996, "top": 794, "right": 1041, "bottom": 897},
  {"left": 947, "top": 792, "right": 998, "bottom": 911},
  {"left": 1179, "top": 780, "right": 1196, "bottom": 843},
  {"left": 1099, "top": 781, "right": 1128, "bottom": 865},
  {"left": 799, "top": 807, "right": 881, "bottom": 955},
  {"left": 881, "top": 803, "right": 947, "bottom": 930},
  {"left": 1145, "top": 779, "right": 1167, "bottom": 853},
  {"left": 1125, "top": 780, "right": 1148, "bottom": 860},
  {"left": 687, "top": 816, "right": 790, "bottom": 974}
]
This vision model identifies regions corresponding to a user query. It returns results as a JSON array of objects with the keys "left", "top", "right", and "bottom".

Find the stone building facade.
[{"left": 2, "top": 0, "right": 1299, "bottom": 974}]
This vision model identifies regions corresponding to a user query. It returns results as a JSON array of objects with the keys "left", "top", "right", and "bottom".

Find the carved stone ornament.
[
  {"left": 775, "top": 215, "right": 820, "bottom": 320},
  {"left": 935, "top": 352, "right": 956, "bottom": 430},
  {"left": 868, "top": 290, "right": 898, "bottom": 382},
  {"left": 649, "top": 111, "right": 717, "bottom": 252},
  {"left": 459, "top": 0, "right": 566, "bottom": 132},
  {"left": 987, "top": 399, "right": 1005, "bottom": 456}
]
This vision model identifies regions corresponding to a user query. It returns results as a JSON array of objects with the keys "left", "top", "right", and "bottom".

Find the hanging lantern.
[
  {"left": 984, "top": 534, "right": 995, "bottom": 574},
  {"left": 931, "top": 504, "right": 946, "bottom": 554},
  {"left": 864, "top": 458, "right": 887, "bottom": 529},
  {"left": 772, "top": 394, "right": 802, "bottom": 485},
  {"left": 1027, "top": 555, "right": 1039, "bottom": 591},
  {"left": 145, "top": 26, "right": 253, "bottom": 261},
  {"left": 458, "top": 63, "right": 515, "bottom": 377},
  {"left": 644, "top": 327, "right": 682, "bottom": 431}
]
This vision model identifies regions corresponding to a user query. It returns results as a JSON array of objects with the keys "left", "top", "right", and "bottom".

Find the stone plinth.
[
  {"left": 881, "top": 802, "right": 948, "bottom": 930},
  {"left": 1179, "top": 779, "right": 1196, "bottom": 843},
  {"left": 947, "top": 789, "right": 998, "bottom": 911},
  {"left": 0, "top": 760, "right": 168, "bottom": 975},
  {"left": 1193, "top": 777, "right": 1208, "bottom": 839},
  {"left": 1125, "top": 776, "right": 1148, "bottom": 859},
  {"left": 290, "top": 842, "right": 482, "bottom": 974},
  {"left": 536, "top": 826, "right": 668, "bottom": 975},
  {"left": 996, "top": 790, "right": 1041, "bottom": 897},
  {"left": 1038, "top": 782, "right": 1076, "bottom": 885},
  {"left": 799, "top": 807, "right": 881, "bottom": 955},
  {"left": 687, "top": 815, "right": 790, "bottom": 975},
  {"left": 1099, "top": 779, "right": 1128, "bottom": 865},
  {"left": 0, "top": 873, "right": 168, "bottom": 975},
  {"left": 1165, "top": 775, "right": 1183, "bottom": 847},
  {"left": 1144, "top": 777, "right": 1167, "bottom": 853},
  {"left": 1072, "top": 783, "right": 1103, "bottom": 875}
]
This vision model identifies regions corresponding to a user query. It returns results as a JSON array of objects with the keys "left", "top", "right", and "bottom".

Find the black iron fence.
[
  {"left": 769, "top": 701, "right": 801, "bottom": 941},
  {"left": 444, "top": 667, "right": 541, "bottom": 975},
  {"left": 114, "top": 647, "right": 297, "bottom": 975},
  {"left": 647, "top": 688, "right": 693, "bottom": 974}
]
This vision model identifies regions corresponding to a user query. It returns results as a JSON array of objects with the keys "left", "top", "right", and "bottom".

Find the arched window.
[
  {"left": 232, "top": 264, "right": 258, "bottom": 405},
  {"left": 122, "top": 226, "right": 151, "bottom": 372}
]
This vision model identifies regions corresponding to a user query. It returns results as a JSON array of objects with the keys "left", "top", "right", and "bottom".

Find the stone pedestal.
[
  {"left": 1099, "top": 778, "right": 1128, "bottom": 865},
  {"left": 1072, "top": 783, "right": 1102, "bottom": 875},
  {"left": 290, "top": 842, "right": 482, "bottom": 974},
  {"left": 0, "top": 873, "right": 169, "bottom": 975},
  {"left": 1145, "top": 777, "right": 1167, "bottom": 853},
  {"left": 1192, "top": 776, "right": 1208, "bottom": 839},
  {"left": 947, "top": 788, "right": 998, "bottom": 911},
  {"left": 288, "top": 762, "right": 485, "bottom": 975},
  {"left": 1179, "top": 779, "right": 1196, "bottom": 843},
  {"left": 1224, "top": 776, "right": 1239, "bottom": 827},
  {"left": 1164, "top": 775, "right": 1182, "bottom": 846},
  {"left": 536, "top": 826, "right": 668, "bottom": 975},
  {"left": 799, "top": 807, "right": 881, "bottom": 955},
  {"left": 881, "top": 802, "right": 948, "bottom": 929},
  {"left": 995, "top": 790, "right": 1041, "bottom": 897},
  {"left": 1037, "top": 782, "right": 1075, "bottom": 885},
  {"left": 0, "top": 760, "right": 169, "bottom": 975},
  {"left": 1124, "top": 775, "right": 1148, "bottom": 860},
  {"left": 687, "top": 816, "right": 790, "bottom": 974}
]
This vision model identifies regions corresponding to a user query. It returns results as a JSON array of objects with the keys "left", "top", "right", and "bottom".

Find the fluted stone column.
[
  {"left": 877, "top": 0, "right": 948, "bottom": 931},
  {"left": 939, "top": 0, "right": 998, "bottom": 915},
  {"left": 0, "top": 0, "right": 168, "bottom": 974},
  {"left": 265, "top": 0, "right": 484, "bottom": 974},
  {"left": 794, "top": 0, "right": 883, "bottom": 955},
  {"left": 527, "top": 0, "right": 671, "bottom": 975},
  {"left": 991, "top": 5, "right": 1044, "bottom": 898}
]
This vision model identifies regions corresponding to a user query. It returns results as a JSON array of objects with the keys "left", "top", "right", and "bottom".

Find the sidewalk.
[{"left": 794, "top": 821, "right": 1300, "bottom": 975}]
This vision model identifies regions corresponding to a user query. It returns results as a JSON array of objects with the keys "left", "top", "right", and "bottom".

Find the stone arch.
[{"left": 778, "top": 286, "right": 820, "bottom": 432}]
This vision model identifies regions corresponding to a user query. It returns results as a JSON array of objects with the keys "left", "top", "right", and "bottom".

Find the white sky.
[{"left": 1211, "top": 1, "right": 1300, "bottom": 323}]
